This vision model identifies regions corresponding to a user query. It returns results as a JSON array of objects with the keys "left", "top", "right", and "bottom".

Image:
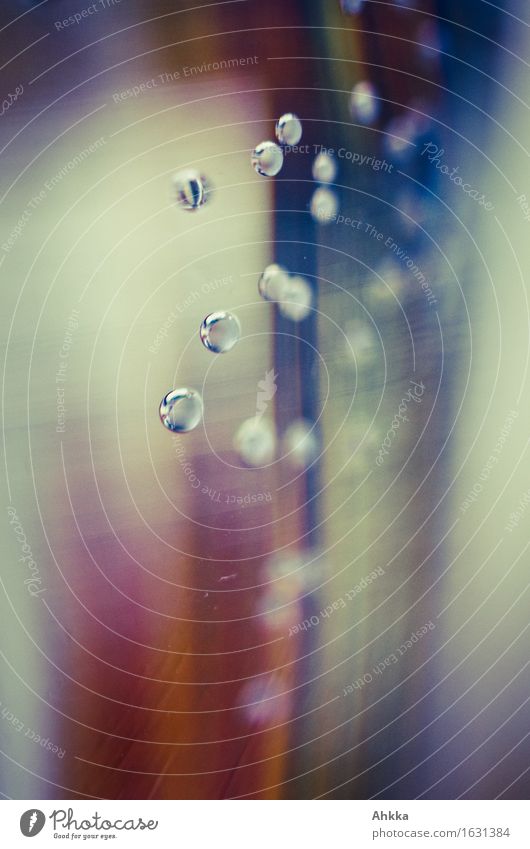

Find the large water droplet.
[
  {"left": 275, "top": 113, "right": 303, "bottom": 146},
  {"left": 159, "top": 388, "right": 203, "bottom": 432},
  {"left": 258, "top": 263, "right": 289, "bottom": 302},
  {"left": 350, "top": 81, "right": 380, "bottom": 125},
  {"left": 251, "top": 141, "right": 284, "bottom": 177},
  {"left": 310, "top": 186, "right": 339, "bottom": 224},
  {"left": 312, "top": 152, "right": 337, "bottom": 184},
  {"left": 278, "top": 275, "right": 313, "bottom": 322},
  {"left": 200, "top": 311, "right": 241, "bottom": 353},
  {"left": 172, "top": 169, "right": 210, "bottom": 211},
  {"left": 234, "top": 417, "right": 276, "bottom": 466}
]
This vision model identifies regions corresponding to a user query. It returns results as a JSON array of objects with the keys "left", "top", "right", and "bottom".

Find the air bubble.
[
  {"left": 172, "top": 169, "right": 210, "bottom": 210},
  {"left": 258, "top": 263, "right": 289, "bottom": 302},
  {"left": 278, "top": 275, "right": 313, "bottom": 322},
  {"left": 312, "top": 152, "right": 337, "bottom": 184},
  {"left": 200, "top": 311, "right": 241, "bottom": 353},
  {"left": 350, "top": 81, "right": 380, "bottom": 125},
  {"left": 310, "top": 187, "right": 339, "bottom": 224},
  {"left": 251, "top": 141, "right": 284, "bottom": 177},
  {"left": 234, "top": 417, "right": 276, "bottom": 466},
  {"left": 275, "top": 113, "right": 303, "bottom": 146},
  {"left": 159, "top": 388, "right": 203, "bottom": 432}
]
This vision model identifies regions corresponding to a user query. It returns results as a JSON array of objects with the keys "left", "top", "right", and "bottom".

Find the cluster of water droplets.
[
  {"left": 251, "top": 112, "right": 303, "bottom": 177},
  {"left": 159, "top": 112, "right": 325, "bottom": 477}
]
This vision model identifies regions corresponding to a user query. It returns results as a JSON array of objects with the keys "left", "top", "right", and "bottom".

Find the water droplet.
[
  {"left": 258, "top": 263, "right": 289, "bottom": 302},
  {"left": 275, "top": 113, "right": 303, "bottom": 146},
  {"left": 283, "top": 419, "right": 320, "bottom": 469},
  {"left": 200, "top": 311, "right": 241, "bottom": 353},
  {"left": 234, "top": 417, "right": 276, "bottom": 466},
  {"left": 340, "top": 0, "right": 364, "bottom": 12},
  {"left": 310, "top": 186, "right": 339, "bottom": 224},
  {"left": 312, "top": 152, "right": 337, "bottom": 184},
  {"left": 278, "top": 275, "right": 313, "bottom": 322},
  {"left": 251, "top": 141, "right": 284, "bottom": 177},
  {"left": 159, "top": 388, "right": 203, "bottom": 432},
  {"left": 350, "top": 81, "right": 380, "bottom": 125},
  {"left": 172, "top": 169, "right": 210, "bottom": 210}
]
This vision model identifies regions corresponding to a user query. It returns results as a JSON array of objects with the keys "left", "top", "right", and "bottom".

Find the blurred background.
[{"left": 0, "top": 0, "right": 528, "bottom": 799}]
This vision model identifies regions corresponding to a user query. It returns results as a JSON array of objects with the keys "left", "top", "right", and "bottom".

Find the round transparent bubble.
[
  {"left": 278, "top": 275, "right": 313, "bottom": 322},
  {"left": 200, "top": 311, "right": 241, "bottom": 353},
  {"left": 159, "top": 388, "right": 203, "bottom": 432},
  {"left": 312, "top": 152, "right": 337, "bottom": 184},
  {"left": 234, "top": 417, "right": 276, "bottom": 466},
  {"left": 340, "top": 0, "right": 364, "bottom": 12},
  {"left": 172, "top": 169, "right": 210, "bottom": 211},
  {"left": 350, "top": 81, "right": 380, "bottom": 125},
  {"left": 283, "top": 419, "right": 320, "bottom": 469},
  {"left": 310, "top": 186, "right": 339, "bottom": 224},
  {"left": 275, "top": 113, "right": 303, "bottom": 146},
  {"left": 251, "top": 141, "right": 284, "bottom": 177},
  {"left": 258, "top": 263, "right": 290, "bottom": 302}
]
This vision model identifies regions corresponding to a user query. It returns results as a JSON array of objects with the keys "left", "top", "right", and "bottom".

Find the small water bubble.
[
  {"left": 310, "top": 186, "right": 339, "bottom": 224},
  {"left": 312, "top": 152, "right": 337, "bottom": 184},
  {"left": 251, "top": 141, "right": 284, "bottom": 177},
  {"left": 234, "top": 417, "right": 276, "bottom": 466},
  {"left": 258, "top": 263, "right": 289, "bottom": 302},
  {"left": 278, "top": 275, "right": 313, "bottom": 322},
  {"left": 172, "top": 169, "right": 210, "bottom": 211},
  {"left": 159, "top": 388, "right": 203, "bottom": 432},
  {"left": 350, "top": 81, "right": 380, "bottom": 125},
  {"left": 200, "top": 311, "right": 241, "bottom": 353},
  {"left": 283, "top": 419, "right": 320, "bottom": 469},
  {"left": 275, "top": 113, "right": 303, "bottom": 146}
]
